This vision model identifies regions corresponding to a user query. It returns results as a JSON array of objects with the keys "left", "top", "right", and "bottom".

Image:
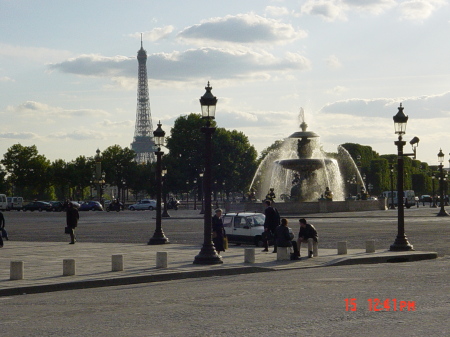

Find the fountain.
[
  {"left": 250, "top": 109, "right": 346, "bottom": 202},
  {"left": 233, "top": 108, "right": 387, "bottom": 214}
]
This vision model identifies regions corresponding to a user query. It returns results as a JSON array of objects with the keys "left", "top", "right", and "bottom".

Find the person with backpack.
[{"left": 262, "top": 200, "right": 280, "bottom": 253}]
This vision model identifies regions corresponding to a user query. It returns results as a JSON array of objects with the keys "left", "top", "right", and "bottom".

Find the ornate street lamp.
[
  {"left": 194, "top": 82, "right": 223, "bottom": 264},
  {"left": 390, "top": 103, "right": 414, "bottom": 251},
  {"left": 148, "top": 122, "right": 170, "bottom": 245},
  {"left": 389, "top": 164, "right": 396, "bottom": 209},
  {"left": 437, "top": 149, "right": 449, "bottom": 216}
]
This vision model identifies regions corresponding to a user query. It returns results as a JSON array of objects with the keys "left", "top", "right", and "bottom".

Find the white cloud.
[
  {"left": 0, "top": 132, "right": 38, "bottom": 140},
  {"left": 5, "top": 101, "right": 109, "bottom": 118},
  {"left": 320, "top": 91, "right": 450, "bottom": 118},
  {"left": 100, "top": 119, "right": 134, "bottom": 128},
  {"left": 265, "top": 6, "right": 291, "bottom": 16},
  {"left": 0, "top": 76, "right": 15, "bottom": 82},
  {"left": 325, "top": 54, "right": 342, "bottom": 69},
  {"left": 301, "top": 0, "right": 347, "bottom": 21},
  {"left": 129, "top": 26, "right": 175, "bottom": 42},
  {"left": 398, "top": 0, "right": 447, "bottom": 21},
  {"left": 342, "top": 0, "right": 396, "bottom": 14},
  {"left": 49, "top": 48, "right": 311, "bottom": 82},
  {"left": 177, "top": 13, "right": 307, "bottom": 45}
]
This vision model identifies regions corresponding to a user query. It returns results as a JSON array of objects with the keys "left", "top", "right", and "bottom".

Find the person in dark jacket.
[
  {"left": 297, "top": 218, "right": 318, "bottom": 258},
  {"left": 66, "top": 202, "right": 80, "bottom": 244},
  {"left": 212, "top": 208, "right": 226, "bottom": 253},
  {"left": 262, "top": 200, "right": 280, "bottom": 252},
  {"left": 275, "top": 218, "right": 300, "bottom": 259}
]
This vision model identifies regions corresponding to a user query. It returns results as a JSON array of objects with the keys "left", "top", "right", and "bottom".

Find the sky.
[{"left": 1, "top": 0, "right": 449, "bottom": 166}]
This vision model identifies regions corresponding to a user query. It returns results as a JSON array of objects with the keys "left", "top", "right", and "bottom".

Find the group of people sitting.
[
  {"left": 263, "top": 199, "right": 318, "bottom": 260},
  {"left": 274, "top": 218, "right": 318, "bottom": 260}
]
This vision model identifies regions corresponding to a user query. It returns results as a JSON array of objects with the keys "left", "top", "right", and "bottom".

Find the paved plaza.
[{"left": 0, "top": 206, "right": 448, "bottom": 336}]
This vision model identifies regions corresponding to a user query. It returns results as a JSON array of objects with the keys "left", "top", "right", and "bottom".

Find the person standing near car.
[
  {"left": 66, "top": 202, "right": 79, "bottom": 244},
  {"left": 212, "top": 208, "right": 226, "bottom": 254},
  {"left": 262, "top": 200, "right": 280, "bottom": 253}
]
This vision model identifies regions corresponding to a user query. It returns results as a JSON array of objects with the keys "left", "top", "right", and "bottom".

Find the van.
[
  {"left": 6, "top": 196, "right": 23, "bottom": 211},
  {"left": 0, "top": 194, "right": 7, "bottom": 211},
  {"left": 382, "top": 190, "right": 415, "bottom": 208}
]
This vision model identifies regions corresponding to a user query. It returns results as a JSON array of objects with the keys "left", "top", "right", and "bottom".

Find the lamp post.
[
  {"left": 437, "top": 149, "right": 449, "bottom": 216},
  {"left": 431, "top": 174, "right": 437, "bottom": 208},
  {"left": 389, "top": 164, "right": 396, "bottom": 209},
  {"left": 390, "top": 103, "right": 414, "bottom": 251},
  {"left": 148, "top": 122, "right": 170, "bottom": 245},
  {"left": 199, "top": 172, "right": 204, "bottom": 215},
  {"left": 193, "top": 178, "right": 198, "bottom": 210},
  {"left": 186, "top": 180, "right": 189, "bottom": 210},
  {"left": 194, "top": 82, "right": 223, "bottom": 264}
]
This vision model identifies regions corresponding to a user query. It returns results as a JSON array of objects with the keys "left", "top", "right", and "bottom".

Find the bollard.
[
  {"left": 276, "top": 247, "right": 290, "bottom": 261},
  {"left": 63, "top": 259, "right": 76, "bottom": 276},
  {"left": 156, "top": 252, "right": 168, "bottom": 268},
  {"left": 337, "top": 241, "right": 348, "bottom": 255},
  {"left": 10, "top": 261, "right": 24, "bottom": 280},
  {"left": 244, "top": 248, "right": 255, "bottom": 263},
  {"left": 366, "top": 240, "right": 375, "bottom": 253},
  {"left": 112, "top": 254, "right": 124, "bottom": 271}
]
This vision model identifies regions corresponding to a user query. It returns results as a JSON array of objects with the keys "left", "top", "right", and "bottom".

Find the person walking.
[
  {"left": 212, "top": 208, "right": 226, "bottom": 254},
  {"left": 262, "top": 200, "right": 280, "bottom": 253},
  {"left": 297, "top": 218, "right": 318, "bottom": 258},
  {"left": 66, "top": 202, "right": 79, "bottom": 244}
]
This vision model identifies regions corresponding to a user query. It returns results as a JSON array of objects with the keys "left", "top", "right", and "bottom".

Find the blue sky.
[{"left": 0, "top": 0, "right": 449, "bottom": 165}]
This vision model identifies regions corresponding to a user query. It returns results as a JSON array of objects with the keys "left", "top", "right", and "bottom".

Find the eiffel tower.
[{"left": 131, "top": 36, "right": 156, "bottom": 163}]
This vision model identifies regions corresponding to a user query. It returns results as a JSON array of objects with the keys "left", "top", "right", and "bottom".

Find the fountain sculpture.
[{"left": 250, "top": 109, "right": 361, "bottom": 202}]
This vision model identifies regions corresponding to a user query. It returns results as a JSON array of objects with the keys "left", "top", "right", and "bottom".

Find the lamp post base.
[
  {"left": 193, "top": 244, "right": 223, "bottom": 264},
  {"left": 148, "top": 232, "right": 170, "bottom": 245},
  {"left": 389, "top": 237, "right": 414, "bottom": 251},
  {"left": 437, "top": 209, "right": 449, "bottom": 216},
  {"left": 162, "top": 210, "right": 171, "bottom": 218}
]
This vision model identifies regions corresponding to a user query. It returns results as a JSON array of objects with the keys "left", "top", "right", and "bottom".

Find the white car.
[
  {"left": 222, "top": 212, "right": 267, "bottom": 247},
  {"left": 128, "top": 199, "right": 158, "bottom": 211}
]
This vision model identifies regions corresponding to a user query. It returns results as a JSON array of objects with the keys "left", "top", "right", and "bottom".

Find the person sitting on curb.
[
  {"left": 297, "top": 218, "right": 318, "bottom": 258},
  {"left": 275, "top": 218, "right": 300, "bottom": 260}
]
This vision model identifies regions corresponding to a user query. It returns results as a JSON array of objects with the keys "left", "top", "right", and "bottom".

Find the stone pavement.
[{"left": 0, "top": 240, "right": 437, "bottom": 297}]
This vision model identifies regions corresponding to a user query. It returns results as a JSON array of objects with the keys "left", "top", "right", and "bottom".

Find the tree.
[
  {"left": 164, "top": 113, "right": 258, "bottom": 197},
  {"left": 1, "top": 144, "right": 51, "bottom": 199},
  {"left": 101, "top": 145, "right": 137, "bottom": 200}
]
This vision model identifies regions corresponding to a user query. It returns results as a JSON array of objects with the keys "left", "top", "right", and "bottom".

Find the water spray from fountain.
[{"left": 250, "top": 108, "right": 362, "bottom": 202}]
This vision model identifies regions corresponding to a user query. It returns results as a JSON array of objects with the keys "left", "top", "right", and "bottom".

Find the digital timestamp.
[{"left": 345, "top": 298, "right": 416, "bottom": 312}]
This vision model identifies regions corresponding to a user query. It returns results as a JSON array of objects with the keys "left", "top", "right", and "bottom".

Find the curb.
[{"left": 0, "top": 251, "right": 438, "bottom": 298}]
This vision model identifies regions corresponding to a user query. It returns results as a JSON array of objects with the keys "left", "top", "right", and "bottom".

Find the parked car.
[
  {"left": 222, "top": 212, "right": 267, "bottom": 247},
  {"left": 420, "top": 195, "right": 432, "bottom": 203},
  {"left": 22, "top": 201, "right": 52, "bottom": 212},
  {"left": 128, "top": 199, "right": 158, "bottom": 211},
  {"left": 6, "top": 196, "right": 23, "bottom": 211},
  {"left": 79, "top": 201, "right": 103, "bottom": 211},
  {"left": 49, "top": 201, "right": 64, "bottom": 212}
]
